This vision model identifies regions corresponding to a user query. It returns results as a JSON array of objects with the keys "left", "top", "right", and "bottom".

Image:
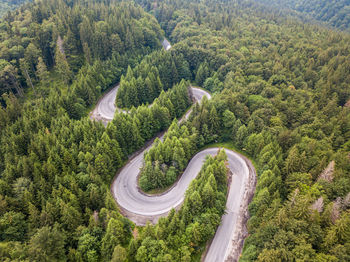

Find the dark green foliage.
[
  {"left": 28, "top": 225, "right": 66, "bottom": 262},
  {"left": 0, "top": 0, "right": 29, "bottom": 17},
  {"left": 136, "top": 151, "right": 228, "bottom": 261},
  {"left": 0, "top": 0, "right": 350, "bottom": 261},
  {"left": 116, "top": 49, "right": 191, "bottom": 109},
  {"left": 0, "top": 1, "right": 167, "bottom": 260},
  {"left": 139, "top": 121, "right": 198, "bottom": 191},
  {"left": 108, "top": 79, "right": 192, "bottom": 156},
  {"left": 116, "top": 65, "right": 163, "bottom": 108},
  {"left": 255, "top": 0, "right": 350, "bottom": 31},
  {"left": 0, "top": 0, "right": 162, "bottom": 97},
  {"left": 160, "top": 3, "right": 350, "bottom": 256},
  {"left": 0, "top": 211, "right": 27, "bottom": 241}
]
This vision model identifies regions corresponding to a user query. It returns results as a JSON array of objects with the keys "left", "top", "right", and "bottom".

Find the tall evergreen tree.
[{"left": 55, "top": 42, "right": 72, "bottom": 84}]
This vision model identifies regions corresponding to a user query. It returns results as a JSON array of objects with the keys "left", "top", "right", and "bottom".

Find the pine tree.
[
  {"left": 24, "top": 43, "right": 40, "bottom": 75},
  {"left": 55, "top": 42, "right": 72, "bottom": 84},
  {"left": 19, "top": 58, "right": 36, "bottom": 95},
  {"left": 202, "top": 182, "right": 215, "bottom": 208},
  {"left": 36, "top": 57, "right": 49, "bottom": 84},
  {"left": 28, "top": 225, "right": 66, "bottom": 261},
  {"left": 236, "top": 125, "right": 248, "bottom": 148},
  {"left": 82, "top": 42, "right": 92, "bottom": 65},
  {"left": 208, "top": 106, "right": 219, "bottom": 134},
  {"left": 111, "top": 33, "right": 124, "bottom": 54},
  {"left": 189, "top": 191, "right": 202, "bottom": 216},
  {"left": 140, "top": 161, "right": 154, "bottom": 191},
  {"left": 195, "top": 62, "right": 209, "bottom": 86},
  {"left": 111, "top": 245, "right": 127, "bottom": 262},
  {"left": 101, "top": 218, "right": 126, "bottom": 260}
]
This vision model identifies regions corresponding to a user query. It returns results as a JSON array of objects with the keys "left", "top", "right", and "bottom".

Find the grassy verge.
[{"left": 143, "top": 184, "right": 173, "bottom": 195}]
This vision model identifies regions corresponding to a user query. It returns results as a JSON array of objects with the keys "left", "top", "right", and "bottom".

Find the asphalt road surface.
[
  {"left": 90, "top": 84, "right": 256, "bottom": 261},
  {"left": 89, "top": 85, "right": 120, "bottom": 125},
  {"left": 90, "top": 39, "right": 256, "bottom": 260},
  {"left": 90, "top": 86, "right": 210, "bottom": 125},
  {"left": 162, "top": 38, "right": 171, "bottom": 50},
  {"left": 112, "top": 147, "right": 255, "bottom": 262}
]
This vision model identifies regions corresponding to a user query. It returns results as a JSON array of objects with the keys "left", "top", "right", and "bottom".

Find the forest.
[
  {"left": 0, "top": 0, "right": 350, "bottom": 261},
  {"left": 0, "top": 0, "right": 29, "bottom": 17},
  {"left": 254, "top": 0, "right": 350, "bottom": 31}
]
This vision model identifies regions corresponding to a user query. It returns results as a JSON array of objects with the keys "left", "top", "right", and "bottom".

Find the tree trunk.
[{"left": 24, "top": 68, "right": 37, "bottom": 96}]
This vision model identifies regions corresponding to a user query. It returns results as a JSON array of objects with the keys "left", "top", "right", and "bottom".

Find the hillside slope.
[
  {"left": 254, "top": 0, "right": 350, "bottom": 31},
  {"left": 0, "top": 0, "right": 349, "bottom": 261},
  {"left": 0, "top": 0, "right": 29, "bottom": 17}
]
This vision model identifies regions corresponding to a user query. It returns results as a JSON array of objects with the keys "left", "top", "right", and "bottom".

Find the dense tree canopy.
[
  {"left": 139, "top": 120, "right": 198, "bottom": 191},
  {"left": 0, "top": 0, "right": 349, "bottom": 261},
  {"left": 115, "top": 50, "right": 191, "bottom": 108},
  {"left": 0, "top": 0, "right": 163, "bottom": 97},
  {"left": 254, "top": 0, "right": 350, "bottom": 31},
  {"left": 0, "top": 0, "right": 30, "bottom": 17},
  {"left": 136, "top": 150, "right": 228, "bottom": 261}
]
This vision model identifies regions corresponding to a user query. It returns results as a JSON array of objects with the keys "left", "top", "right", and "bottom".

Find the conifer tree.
[
  {"left": 36, "top": 57, "right": 49, "bottom": 84},
  {"left": 101, "top": 218, "right": 127, "bottom": 260},
  {"left": 19, "top": 58, "right": 36, "bottom": 95},
  {"left": 55, "top": 43, "right": 72, "bottom": 84}
]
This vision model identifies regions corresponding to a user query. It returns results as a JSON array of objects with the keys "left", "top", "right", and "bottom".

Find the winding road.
[
  {"left": 90, "top": 42, "right": 256, "bottom": 261},
  {"left": 90, "top": 85, "right": 120, "bottom": 125},
  {"left": 90, "top": 85, "right": 210, "bottom": 124}
]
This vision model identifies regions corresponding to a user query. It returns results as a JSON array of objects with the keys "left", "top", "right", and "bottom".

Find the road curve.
[
  {"left": 90, "top": 85, "right": 210, "bottom": 125},
  {"left": 90, "top": 37, "right": 174, "bottom": 124},
  {"left": 90, "top": 85, "right": 120, "bottom": 125},
  {"left": 205, "top": 150, "right": 256, "bottom": 262},
  {"left": 112, "top": 147, "right": 256, "bottom": 262},
  {"left": 90, "top": 83, "right": 256, "bottom": 261}
]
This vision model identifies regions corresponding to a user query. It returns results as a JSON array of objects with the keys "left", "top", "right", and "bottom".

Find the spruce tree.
[
  {"left": 55, "top": 42, "right": 72, "bottom": 84},
  {"left": 36, "top": 57, "right": 49, "bottom": 84}
]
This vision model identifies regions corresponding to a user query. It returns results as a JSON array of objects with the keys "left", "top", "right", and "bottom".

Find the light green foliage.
[
  {"left": 136, "top": 151, "right": 228, "bottom": 260},
  {"left": 101, "top": 218, "right": 127, "bottom": 260},
  {"left": 54, "top": 44, "right": 72, "bottom": 84},
  {"left": 139, "top": 120, "right": 197, "bottom": 191},
  {"left": 195, "top": 61, "right": 210, "bottom": 86},
  {"left": 0, "top": 211, "right": 27, "bottom": 241},
  {"left": 77, "top": 231, "right": 100, "bottom": 262},
  {"left": 112, "top": 245, "right": 127, "bottom": 262},
  {"left": 28, "top": 225, "right": 66, "bottom": 262},
  {"left": 0, "top": 0, "right": 349, "bottom": 261},
  {"left": 116, "top": 65, "right": 163, "bottom": 108},
  {"left": 36, "top": 57, "right": 49, "bottom": 84}
]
